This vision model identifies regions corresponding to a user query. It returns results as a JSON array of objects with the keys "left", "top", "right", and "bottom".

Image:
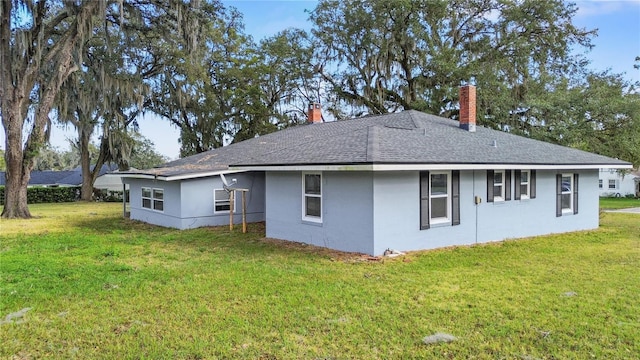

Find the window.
[
  {"left": 515, "top": 170, "right": 536, "bottom": 200},
  {"left": 556, "top": 173, "right": 578, "bottom": 216},
  {"left": 142, "top": 188, "right": 151, "bottom": 209},
  {"left": 430, "top": 172, "right": 450, "bottom": 223},
  {"left": 214, "top": 189, "right": 234, "bottom": 213},
  {"left": 493, "top": 170, "right": 505, "bottom": 201},
  {"left": 487, "top": 170, "right": 511, "bottom": 202},
  {"left": 561, "top": 175, "right": 573, "bottom": 213},
  {"left": 519, "top": 170, "right": 530, "bottom": 199},
  {"left": 142, "top": 187, "right": 164, "bottom": 212},
  {"left": 599, "top": 179, "right": 603, "bottom": 189},
  {"left": 608, "top": 179, "right": 617, "bottom": 189},
  {"left": 420, "top": 171, "right": 460, "bottom": 229},
  {"left": 303, "top": 173, "right": 322, "bottom": 222}
]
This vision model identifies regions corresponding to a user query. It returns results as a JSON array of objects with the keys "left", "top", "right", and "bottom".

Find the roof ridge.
[{"left": 407, "top": 110, "right": 422, "bottom": 129}]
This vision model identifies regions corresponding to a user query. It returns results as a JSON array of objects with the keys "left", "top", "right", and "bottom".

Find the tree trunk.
[
  {"left": 1, "top": 105, "right": 32, "bottom": 218},
  {"left": 79, "top": 125, "right": 94, "bottom": 201},
  {"left": 1, "top": 1, "right": 100, "bottom": 217},
  {"left": 0, "top": 1, "right": 31, "bottom": 218}
]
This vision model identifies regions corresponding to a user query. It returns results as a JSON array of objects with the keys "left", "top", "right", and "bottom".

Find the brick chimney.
[
  {"left": 307, "top": 103, "right": 322, "bottom": 124},
  {"left": 459, "top": 85, "right": 476, "bottom": 132}
]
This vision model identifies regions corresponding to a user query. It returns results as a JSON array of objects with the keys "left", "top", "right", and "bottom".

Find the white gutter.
[
  {"left": 231, "top": 163, "right": 633, "bottom": 172},
  {"left": 119, "top": 169, "right": 247, "bottom": 182}
]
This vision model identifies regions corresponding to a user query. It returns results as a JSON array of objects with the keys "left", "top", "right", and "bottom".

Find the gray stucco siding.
[
  {"left": 265, "top": 171, "right": 374, "bottom": 254},
  {"left": 372, "top": 171, "right": 477, "bottom": 254},
  {"left": 125, "top": 178, "right": 183, "bottom": 228},
  {"left": 126, "top": 167, "right": 599, "bottom": 254},
  {"left": 476, "top": 170, "right": 598, "bottom": 241},
  {"left": 124, "top": 172, "right": 265, "bottom": 230},
  {"left": 178, "top": 172, "right": 265, "bottom": 229},
  {"left": 372, "top": 169, "right": 599, "bottom": 254}
]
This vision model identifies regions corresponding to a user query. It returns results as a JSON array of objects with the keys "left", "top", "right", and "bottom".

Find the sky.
[{"left": 2, "top": 0, "right": 639, "bottom": 160}]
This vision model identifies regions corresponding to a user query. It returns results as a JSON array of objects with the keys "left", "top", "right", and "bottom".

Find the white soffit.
[
  {"left": 231, "top": 163, "right": 633, "bottom": 172},
  {"left": 121, "top": 169, "right": 247, "bottom": 182}
]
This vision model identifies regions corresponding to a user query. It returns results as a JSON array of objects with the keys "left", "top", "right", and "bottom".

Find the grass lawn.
[
  {"left": 1, "top": 203, "right": 639, "bottom": 359},
  {"left": 599, "top": 197, "right": 640, "bottom": 210}
]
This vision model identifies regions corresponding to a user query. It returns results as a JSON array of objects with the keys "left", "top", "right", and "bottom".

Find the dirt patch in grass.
[{"left": 258, "top": 237, "right": 369, "bottom": 262}]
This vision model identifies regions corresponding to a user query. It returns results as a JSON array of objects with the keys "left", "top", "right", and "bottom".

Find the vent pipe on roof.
[
  {"left": 459, "top": 85, "right": 476, "bottom": 132},
  {"left": 307, "top": 103, "right": 322, "bottom": 124}
]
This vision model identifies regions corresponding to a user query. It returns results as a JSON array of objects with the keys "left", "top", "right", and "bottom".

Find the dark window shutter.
[
  {"left": 556, "top": 174, "right": 562, "bottom": 217},
  {"left": 530, "top": 170, "right": 536, "bottom": 199},
  {"left": 487, "top": 170, "right": 494, "bottom": 203},
  {"left": 514, "top": 170, "right": 521, "bottom": 200},
  {"left": 573, "top": 173, "right": 579, "bottom": 214},
  {"left": 420, "top": 171, "right": 430, "bottom": 230},
  {"left": 452, "top": 170, "right": 460, "bottom": 226},
  {"left": 505, "top": 170, "right": 512, "bottom": 201}
]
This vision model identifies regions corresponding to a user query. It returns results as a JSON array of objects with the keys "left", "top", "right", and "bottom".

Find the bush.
[
  {"left": 93, "top": 188, "right": 129, "bottom": 203},
  {"left": 0, "top": 186, "right": 80, "bottom": 205}
]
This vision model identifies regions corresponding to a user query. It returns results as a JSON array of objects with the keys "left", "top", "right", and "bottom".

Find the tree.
[
  {"left": 44, "top": 1, "right": 211, "bottom": 201},
  {"left": 148, "top": 4, "right": 320, "bottom": 156},
  {"left": 1, "top": 1, "right": 103, "bottom": 218},
  {"left": 310, "top": 0, "right": 594, "bottom": 122},
  {"left": 527, "top": 72, "right": 640, "bottom": 167},
  {"left": 31, "top": 142, "right": 100, "bottom": 171},
  {"left": 306, "top": 1, "right": 640, "bottom": 165},
  {"left": 148, "top": 3, "right": 252, "bottom": 156},
  {"left": 55, "top": 7, "right": 148, "bottom": 200},
  {"left": 128, "top": 133, "right": 169, "bottom": 170},
  {"left": 32, "top": 144, "right": 71, "bottom": 171},
  {"left": 231, "top": 29, "right": 321, "bottom": 142}
]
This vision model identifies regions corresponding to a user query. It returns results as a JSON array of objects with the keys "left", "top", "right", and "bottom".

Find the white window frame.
[
  {"left": 302, "top": 172, "right": 322, "bottom": 223},
  {"left": 142, "top": 187, "right": 152, "bottom": 209},
  {"left": 598, "top": 179, "right": 603, "bottom": 189},
  {"left": 561, "top": 174, "right": 573, "bottom": 214},
  {"left": 493, "top": 170, "right": 505, "bottom": 202},
  {"left": 142, "top": 187, "right": 164, "bottom": 212},
  {"left": 520, "top": 170, "right": 530, "bottom": 199},
  {"left": 608, "top": 179, "right": 617, "bottom": 190},
  {"left": 429, "top": 171, "right": 451, "bottom": 224},
  {"left": 213, "top": 189, "right": 235, "bottom": 214}
]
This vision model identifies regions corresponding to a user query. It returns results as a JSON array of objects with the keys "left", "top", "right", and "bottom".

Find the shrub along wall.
[
  {"left": 93, "top": 189, "right": 128, "bottom": 203},
  {"left": 0, "top": 186, "right": 127, "bottom": 205},
  {"left": 0, "top": 186, "right": 80, "bottom": 205}
]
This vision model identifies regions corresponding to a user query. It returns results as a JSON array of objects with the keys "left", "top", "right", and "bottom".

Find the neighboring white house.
[
  {"left": 120, "top": 86, "right": 633, "bottom": 255},
  {"left": 95, "top": 168, "right": 138, "bottom": 192},
  {"left": 598, "top": 168, "right": 640, "bottom": 197}
]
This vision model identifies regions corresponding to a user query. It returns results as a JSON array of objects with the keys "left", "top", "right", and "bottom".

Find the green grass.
[
  {"left": 600, "top": 197, "right": 640, "bottom": 210},
  {"left": 1, "top": 203, "right": 639, "bottom": 359}
]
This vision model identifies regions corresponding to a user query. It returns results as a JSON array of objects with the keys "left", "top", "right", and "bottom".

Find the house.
[
  {"left": 95, "top": 168, "right": 138, "bottom": 192},
  {"left": 0, "top": 164, "right": 119, "bottom": 189},
  {"left": 598, "top": 168, "right": 639, "bottom": 197},
  {"left": 120, "top": 86, "right": 632, "bottom": 255},
  {"left": 1, "top": 170, "right": 77, "bottom": 187}
]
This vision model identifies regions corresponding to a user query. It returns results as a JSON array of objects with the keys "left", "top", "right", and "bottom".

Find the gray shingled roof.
[
  {"left": 123, "top": 110, "right": 631, "bottom": 178},
  {"left": 0, "top": 164, "right": 118, "bottom": 186}
]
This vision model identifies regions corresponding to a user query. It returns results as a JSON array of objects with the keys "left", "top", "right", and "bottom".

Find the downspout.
[
  {"left": 474, "top": 170, "right": 478, "bottom": 244},
  {"left": 122, "top": 183, "right": 126, "bottom": 218}
]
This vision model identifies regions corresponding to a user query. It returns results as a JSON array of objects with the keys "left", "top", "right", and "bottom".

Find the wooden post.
[
  {"left": 242, "top": 190, "right": 247, "bottom": 233},
  {"left": 229, "top": 190, "right": 234, "bottom": 231},
  {"left": 122, "top": 183, "right": 126, "bottom": 218}
]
